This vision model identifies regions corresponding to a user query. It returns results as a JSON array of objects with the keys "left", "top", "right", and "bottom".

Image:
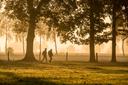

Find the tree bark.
[
  {"left": 89, "top": 0, "right": 95, "bottom": 62},
  {"left": 111, "top": 0, "right": 116, "bottom": 62},
  {"left": 23, "top": 14, "right": 36, "bottom": 62}
]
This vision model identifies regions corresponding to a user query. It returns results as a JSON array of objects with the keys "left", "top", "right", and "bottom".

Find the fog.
[{"left": 0, "top": 34, "right": 128, "bottom": 56}]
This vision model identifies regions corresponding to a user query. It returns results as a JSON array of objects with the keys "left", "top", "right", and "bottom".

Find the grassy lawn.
[{"left": 0, "top": 61, "right": 128, "bottom": 85}]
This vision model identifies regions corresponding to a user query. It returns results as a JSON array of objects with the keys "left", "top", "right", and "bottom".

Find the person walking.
[
  {"left": 42, "top": 48, "right": 47, "bottom": 63},
  {"left": 48, "top": 49, "right": 53, "bottom": 63}
]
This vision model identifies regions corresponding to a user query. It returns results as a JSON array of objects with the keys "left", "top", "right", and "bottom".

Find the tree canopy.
[{"left": 3, "top": 0, "right": 128, "bottom": 62}]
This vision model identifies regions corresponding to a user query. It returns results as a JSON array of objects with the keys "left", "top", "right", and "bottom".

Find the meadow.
[{"left": 0, "top": 61, "right": 128, "bottom": 85}]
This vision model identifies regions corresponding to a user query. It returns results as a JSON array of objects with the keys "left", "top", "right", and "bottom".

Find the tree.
[
  {"left": 109, "top": 0, "right": 128, "bottom": 62},
  {"left": 13, "top": 20, "right": 27, "bottom": 56},
  {"left": 121, "top": 0, "right": 128, "bottom": 58},
  {"left": 36, "top": 21, "right": 58, "bottom": 60},
  {"left": 89, "top": 0, "right": 95, "bottom": 62},
  {"left": 0, "top": 15, "right": 13, "bottom": 58},
  {"left": 111, "top": 0, "right": 117, "bottom": 62},
  {"left": 36, "top": 22, "right": 48, "bottom": 61},
  {"left": 41, "top": 0, "right": 77, "bottom": 55},
  {"left": 117, "top": 0, "right": 128, "bottom": 58},
  {"left": 5, "top": 0, "right": 111, "bottom": 62},
  {"left": 5, "top": 0, "right": 50, "bottom": 61},
  {"left": 53, "top": 29, "right": 58, "bottom": 54},
  {"left": 49, "top": 28, "right": 58, "bottom": 54},
  {"left": 82, "top": 0, "right": 110, "bottom": 62},
  {"left": 48, "top": 0, "right": 110, "bottom": 62},
  {"left": 0, "top": 14, "right": 5, "bottom": 38}
]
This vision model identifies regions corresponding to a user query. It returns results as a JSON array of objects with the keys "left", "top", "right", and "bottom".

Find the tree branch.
[
  {"left": 27, "top": 0, "right": 34, "bottom": 13},
  {"left": 36, "top": 0, "right": 50, "bottom": 11}
]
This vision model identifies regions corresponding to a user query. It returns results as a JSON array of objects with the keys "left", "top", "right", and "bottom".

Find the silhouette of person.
[
  {"left": 42, "top": 48, "right": 47, "bottom": 63},
  {"left": 66, "top": 51, "right": 68, "bottom": 61},
  {"left": 48, "top": 49, "right": 53, "bottom": 63},
  {"left": 96, "top": 52, "right": 98, "bottom": 62}
]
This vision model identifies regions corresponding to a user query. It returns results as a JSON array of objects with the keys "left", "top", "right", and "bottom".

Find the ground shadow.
[{"left": 0, "top": 71, "right": 66, "bottom": 85}]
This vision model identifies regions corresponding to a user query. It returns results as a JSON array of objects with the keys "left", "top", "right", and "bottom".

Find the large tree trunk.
[
  {"left": 89, "top": 0, "right": 95, "bottom": 62},
  {"left": 23, "top": 15, "right": 36, "bottom": 62},
  {"left": 111, "top": 0, "right": 116, "bottom": 62}
]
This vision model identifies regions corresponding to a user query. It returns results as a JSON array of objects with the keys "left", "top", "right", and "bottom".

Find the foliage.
[
  {"left": 0, "top": 14, "right": 14, "bottom": 40},
  {"left": 12, "top": 20, "right": 27, "bottom": 42},
  {"left": 42, "top": 0, "right": 111, "bottom": 45}
]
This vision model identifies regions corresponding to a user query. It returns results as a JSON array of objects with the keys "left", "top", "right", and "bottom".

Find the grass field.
[{"left": 0, "top": 61, "right": 128, "bottom": 85}]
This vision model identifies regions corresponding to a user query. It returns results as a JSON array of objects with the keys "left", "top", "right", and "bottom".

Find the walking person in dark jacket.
[
  {"left": 42, "top": 48, "right": 47, "bottom": 63},
  {"left": 48, "top": 49, "right": 53, "bottom": 63}
]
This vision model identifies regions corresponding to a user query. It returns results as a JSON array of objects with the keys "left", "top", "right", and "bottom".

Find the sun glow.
[{"left": 0, "top": 36, "right": 5, "bottom": 52}]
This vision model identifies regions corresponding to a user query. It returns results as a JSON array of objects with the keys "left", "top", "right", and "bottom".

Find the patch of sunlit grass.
[{"left": 0, "top": 61, "right": 128, "bottom": 84}]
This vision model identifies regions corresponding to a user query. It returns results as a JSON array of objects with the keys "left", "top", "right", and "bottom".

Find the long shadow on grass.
[
  {"left": 86, "top": 66, "right": 128, "bottom": 74},
  {"left": 51, "top": 61, "right": 128, "bottom": 74},
  {"left": 1, "top": 61, "right": 128, "bottom": 75},
  {"left": 0, "top": 71, "right": 65, "bottom": 85},
  {"left": 0, "top": 61, "right": 49, "bottom": 70}
]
